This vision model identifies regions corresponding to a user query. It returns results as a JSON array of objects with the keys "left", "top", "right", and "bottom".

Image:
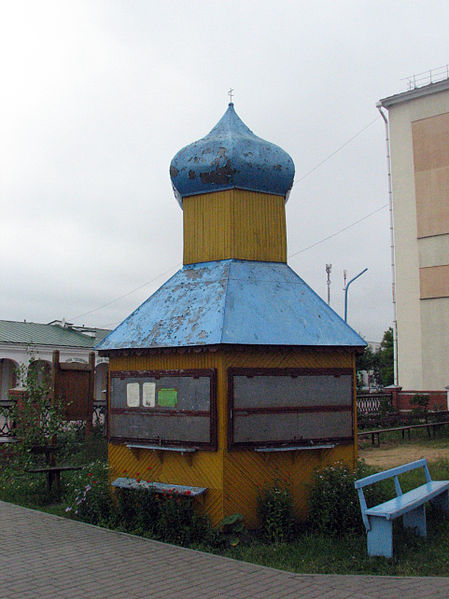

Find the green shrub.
[
  {"left": 64, "top": 459, "right": 114, "bottom": 526},
  {"left": 0, "top": 463, "right": 55, "bottom": 506},
  {"left": 308, "top": 461, "right": 388, "bottom": 537},
  {"left": 215, "top": 513, "right": 246, "bottom": 547},
  {"left": 113, "top": 486, "right": 210, "bottom": 546},
  {"left": 410, "top": 394, "right": 430, "bottom": 421},
  {"left": 1, "top": 358, "right": 67, "bottom": 469},
  {"left": 257, "top": 480, "right": 294, "bottom": 543},
  {"left": 155, "top": 492, "right": 209, "bottom": 545},
  {"left": 58, "top": 424, "right": 107, "bottom": 466},
  {"left": 113, "top": 486, "right": 158, "bottom": 534}
]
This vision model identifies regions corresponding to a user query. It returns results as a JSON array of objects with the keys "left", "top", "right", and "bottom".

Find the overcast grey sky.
[{"left": 1, "top": 0, "right": 448, "bottom": 341}]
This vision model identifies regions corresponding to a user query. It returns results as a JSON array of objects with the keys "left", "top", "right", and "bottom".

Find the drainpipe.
[{"left": 376, "top": 102, "right": 399, "bottom": 387}]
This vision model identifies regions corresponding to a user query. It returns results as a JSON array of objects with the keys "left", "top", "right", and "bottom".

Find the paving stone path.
[{"left": 1, "top": 501, "right": 449, "bottom": 598}]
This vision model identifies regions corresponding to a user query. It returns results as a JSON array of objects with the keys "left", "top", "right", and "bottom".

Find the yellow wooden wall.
[
  {"left": 108, "top": 348, "right": 357, "bottom": 527},
  {"left": 108, "top": 351, "right": 225, "bottom": 525},
  {"left": 183, "top": 189, "right": 287, "bottom": 264},
  {"left": 219, "top": 349, "right": 356, "bottom": 527}
]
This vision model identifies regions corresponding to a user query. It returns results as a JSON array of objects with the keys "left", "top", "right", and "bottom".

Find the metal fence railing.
[
  {"left": 402, "top": 65, "right": 449, "bottom": 90},
  {"left": 0, "top": 399, "right": 107, "bottom": 439},
  {"left": 0, "top": 400, "right": 15, "bottom": 437},
  {"left": 357, "top": 393, "right": 393, "bottom": 415}
]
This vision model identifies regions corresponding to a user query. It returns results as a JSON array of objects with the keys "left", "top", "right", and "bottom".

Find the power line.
[
  {"left": 293, "top": 116, "right": 379, "bottom": 186},
  {"left": 70, "top": 263, "right": 181, "bottom": 321},
  {"left": 70, "top": 116, "right": 381, "bottom": 323},
  {"left": 288, "top": 204, "right": 388, "bottom": 258},
  {"left": 96, "top": 321, "right": 120, "bottom": 329},
  {"left": 89, "top": 203, "right": 388, "bottom": 323},
  {"left": 97, "top": 200, "right": 386, "bottom": 326}
]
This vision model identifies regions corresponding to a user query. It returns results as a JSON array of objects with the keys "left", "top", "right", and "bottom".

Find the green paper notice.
[{"left": 158, "top": 388, "right": 178, "bottom": 407}]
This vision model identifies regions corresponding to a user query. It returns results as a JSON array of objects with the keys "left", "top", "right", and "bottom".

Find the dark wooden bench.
[
  {"left": 355, "top": 458, "right": 449, "bottom": 558},
  {"left": 358, "top": 420, "right": 449, "bottom": 447},
  {"left": 27, "top": 466, "right": 82, "bottom": 500}
]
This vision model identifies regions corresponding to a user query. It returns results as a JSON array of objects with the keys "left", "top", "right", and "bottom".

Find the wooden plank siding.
[
  {"left": 108, "top": 348, "right": 356, "bottom": 527},
  {"left": 183, "top": 189, "right": 287, "bottom": 264}
]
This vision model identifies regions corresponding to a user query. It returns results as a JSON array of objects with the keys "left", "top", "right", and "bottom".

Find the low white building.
[{"left": 0, "top": 320, "right": 110, "bottom": 401}]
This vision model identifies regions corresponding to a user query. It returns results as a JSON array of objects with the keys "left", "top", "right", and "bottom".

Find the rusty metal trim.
[
  {"left": 228, "top": 367, "right": 353, "bottom": 377},
  {"left": 233, "top": 405, "right": 352, "bottom": 415},
  {"left": 111, "top": 408, "right": 210, "bottom": 417},
  {"left": 229, "top": 436, "right": 353, "bottom": 449},
  {"left": 110, "top": 369, "right": 216, "bottom": 379},
  {"left": 100, "top": 345, "right": 362, "bottom": 359}
]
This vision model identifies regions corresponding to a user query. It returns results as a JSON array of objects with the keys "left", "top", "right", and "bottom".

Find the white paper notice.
[
  {"left": 126, "top": 382, "right": 140, "bottom": 407},
  {"left": 142, "top": 382, "right": 156, "bottom": 407}
]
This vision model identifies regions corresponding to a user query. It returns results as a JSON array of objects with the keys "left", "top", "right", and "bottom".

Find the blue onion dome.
[{"left": 170, "top": 103, "right": 295, "bottom": 207}]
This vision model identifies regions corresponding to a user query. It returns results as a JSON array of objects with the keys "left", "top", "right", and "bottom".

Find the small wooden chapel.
[{"left": 97, "top": 101, "right": 366, "bottom": 527}]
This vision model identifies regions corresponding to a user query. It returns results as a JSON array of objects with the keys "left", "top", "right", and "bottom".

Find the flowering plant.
[
  {"left": 308, "top": 460, "right": 388, "bottom": 537},
  {"left": 114, "top": 485, "right": 209, "bottom": 545},
  {"left": 64, "top": 459, "right": 113, "bottom": 526},
  {"left": 1, "top": 357, "right": 67, "bottom": 468}
]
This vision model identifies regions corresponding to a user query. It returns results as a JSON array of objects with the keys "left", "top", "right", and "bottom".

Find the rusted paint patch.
[
  {"left": 199, "top": 161, "right": 237, "bottom": 185},
  {"left": 169, "top": 103, "right": 294, "bottom": 207}
]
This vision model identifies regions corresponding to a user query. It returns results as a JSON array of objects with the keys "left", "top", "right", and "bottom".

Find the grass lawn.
[
  {"left": 357, "top": 420, "right": 449, "bottom": 447},
  {"left": 2, "top": 430, "right": 449, "bottom": 577},
  {"left": 207, "top": 507, "right": 449, "bottom": 577}
]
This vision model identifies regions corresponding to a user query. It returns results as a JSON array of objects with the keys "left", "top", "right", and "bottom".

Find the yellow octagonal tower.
[{"left": 97, "top": 103, "right": 366, "bottom": 527}]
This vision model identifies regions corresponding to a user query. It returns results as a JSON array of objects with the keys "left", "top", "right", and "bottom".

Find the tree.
[
  {"left": 379, "top": 327, "right": 394, "bottom": 387},
  {"left": 1, "top": 358, "right": 66, "bottom": 466},
  {"left": 356, "top": 345, "right": 382, "bottom": 390},
  {"left": 356, "top": 327, "right": 394, "bottom": 390}
]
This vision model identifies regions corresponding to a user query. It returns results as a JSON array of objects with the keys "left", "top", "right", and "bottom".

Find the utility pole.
[{"left": 325, "top": 264, "right": 332, "bottom": 305}]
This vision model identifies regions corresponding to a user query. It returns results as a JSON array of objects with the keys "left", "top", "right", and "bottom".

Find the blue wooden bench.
[
  {"left": 354, "top": 459, "right": 449, "bottom": 558},
  {"left": 112, "top": 477, "right": 207, "bottom": 498}
]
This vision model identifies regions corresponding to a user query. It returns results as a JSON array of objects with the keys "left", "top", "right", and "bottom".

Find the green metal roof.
[{"left": 0, "top": 320, "right": 110, "bottom": 348}]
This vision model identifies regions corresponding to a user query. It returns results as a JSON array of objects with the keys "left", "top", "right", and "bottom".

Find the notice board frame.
[
  {"left": 109, "top": 369, "right": 217, "bottom": 450},
  {"left": 227, "top": 367, "right": 354, "bottom": 449}
]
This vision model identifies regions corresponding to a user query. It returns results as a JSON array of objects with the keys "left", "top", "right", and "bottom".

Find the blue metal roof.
[
  {"left": 169, "top": 104, "right": 295, "bottom": 206},
  {"left": 97, "top": 260, "right": 366, "bottom": 351}
]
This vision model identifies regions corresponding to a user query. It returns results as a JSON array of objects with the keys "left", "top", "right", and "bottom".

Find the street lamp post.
[{"left": 344, "top": 268, "right": 368, "bottom": 323}]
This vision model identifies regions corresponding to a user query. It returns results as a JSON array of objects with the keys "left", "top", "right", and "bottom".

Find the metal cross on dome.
[{"left": 228, "top": 88, "right": 234, "bottom": 103}]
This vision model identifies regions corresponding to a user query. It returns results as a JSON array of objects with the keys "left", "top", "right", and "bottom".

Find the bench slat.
[
  {"left": 365, "top": 480, "right": 449, "bottom": 520},
  {"left": 27, "top": 466, "right": 82, "bottom": 473},
  {"left": 354, "top": 459, "right": 429, "bottom": 488}
]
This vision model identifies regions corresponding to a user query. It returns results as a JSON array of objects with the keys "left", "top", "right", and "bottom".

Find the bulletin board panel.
[
  {"left": 110, "top": 369, "right": 217, "bottom": 449},
  {"left": 228, "top": 367, "right": 354, "bottom": 448}
]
